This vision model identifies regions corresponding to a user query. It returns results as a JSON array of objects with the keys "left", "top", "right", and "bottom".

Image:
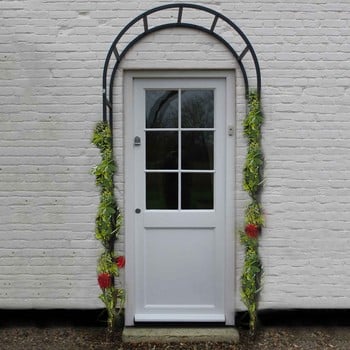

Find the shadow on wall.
[
  {"left": 1, "top": 309, "right": 350, "bottom": 328},
  {"left": 236, "top": 309, "right": 350, "bottom": 328},
  {"left": 0, "top": 309, "right": 106, "bottom": 328}
]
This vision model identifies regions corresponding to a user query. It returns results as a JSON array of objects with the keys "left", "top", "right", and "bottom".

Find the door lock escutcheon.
[{"left": 134, "top": 136, "right": 141, "bottom": 146}]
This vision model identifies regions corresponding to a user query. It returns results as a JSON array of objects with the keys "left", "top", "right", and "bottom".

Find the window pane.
[
  {"left": 181, "top": 131, "right": 213, "bottom": 170},
  {"left": 146, "top": 173, "right": 178, "bottom": 209},
  {"left": 146, "top": 90, "right": 178, "bottom": 128},
  {"left": 181, "top": 90, "right": 214, "bottom": 128},
  {"left": 146, "top": 131, "right": 178, "bottom": 169},
  {"left": 181, "top": 173, "right": 213, "bottom": 209}
]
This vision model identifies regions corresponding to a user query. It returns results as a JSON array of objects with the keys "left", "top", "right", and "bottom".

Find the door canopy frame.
[{"left": 102, "top": 3, "right": 261, "bottom": 128}]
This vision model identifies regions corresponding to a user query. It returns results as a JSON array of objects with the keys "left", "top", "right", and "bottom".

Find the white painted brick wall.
[{"left": 1, "top": 0, "right": 349, "bottom": 310}]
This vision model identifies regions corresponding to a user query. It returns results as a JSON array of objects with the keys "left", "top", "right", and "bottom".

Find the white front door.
[{"left": 125, "top": 73, "right": 234, "bottom": 325}]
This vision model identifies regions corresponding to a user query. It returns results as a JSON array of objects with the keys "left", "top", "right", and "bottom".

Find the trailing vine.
[
  {"left": 91, "top": 121, "right": 124, "bottom": 332},
  {"left": 240, "top": 91, "right": 264, "bottom": 334}
]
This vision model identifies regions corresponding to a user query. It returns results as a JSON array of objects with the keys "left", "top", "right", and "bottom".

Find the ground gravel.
[
  {"left": 1, "top": 310, "right": 349, "bottom": 350},
  {"left": 1, "top": 326, "right": 350, "bottom": 350}
]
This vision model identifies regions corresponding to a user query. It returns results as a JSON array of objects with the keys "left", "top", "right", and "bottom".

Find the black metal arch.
[{"left": 102, "top": 3, "right": 261, "bottom": 127}]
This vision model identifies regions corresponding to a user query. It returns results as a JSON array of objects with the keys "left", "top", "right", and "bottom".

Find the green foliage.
[
  {"left": 92, "top": 121, "right": 124, "bottom": 332},
  {"left": 243, "top": 92, "right": 263, "bottom": 142},
  {"left": 245, "top": 201, "right": 264, "bottom": 227},
  {"left": 241, "top": 91, "right": 264, "bottom": 334},
  {"left": 92, "top": 157, "right": 116, "bottom": 188},
  {"left": 98, "top": 251, "right": 118, "bottom": 275},
  {"left": 99, "top": 287, "right": 119, "bottom": 330},
  {"left": 243, "top": 141, "right": 263, "bottom": 196},
  {"left": 92, "top": 121, "right": 113, "bottom": 152},
  {"left": 240, "top": 234, "right": 262, "bottom": 333}
]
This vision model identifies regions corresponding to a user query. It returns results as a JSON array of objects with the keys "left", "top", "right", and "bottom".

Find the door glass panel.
[
  {"left": 182, "top": 131, "right": 214, "bottom": 170},
  {"left": 145, "top": 87, "right": 215, "bottom": 211},
  {"left": 146, "top": 131, "right": 178, "bottom": 169},
  {"left": 146, "top": 173, "right": 178, "bottom": 209},
  {"left": 146, "top": 90, "right": 178, "bottom": 128},
  {"left": 181, "top": 173, "right": 213, "bottom": 209},
  {"left": 181, "top": 90, "right": 214, "bottom": 128}
]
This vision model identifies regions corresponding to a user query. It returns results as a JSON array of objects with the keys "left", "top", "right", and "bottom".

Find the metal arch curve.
[{"left": 102, "top": 3, "right": 261, "bottom": 125}]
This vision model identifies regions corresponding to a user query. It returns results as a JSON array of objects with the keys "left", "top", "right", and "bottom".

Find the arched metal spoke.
[
  {"left": 239, "top": 46, "right": 250, "bottom": 61},
  {"left": 210, "top": 15, "right": 219, "bottom": 32},
  {"left": 143, "top": 16, "right": 149, "bottom": 32},
  {"left": 112, "top": 47, "right": 120, "bottom": 61},
  {"left": 177, "top": 6, "right": 183, "bottom": 23}
]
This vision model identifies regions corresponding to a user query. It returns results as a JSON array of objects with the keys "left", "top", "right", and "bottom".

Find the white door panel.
[{"left": 125, "top": 74, "right": 234, "bottom": 324}]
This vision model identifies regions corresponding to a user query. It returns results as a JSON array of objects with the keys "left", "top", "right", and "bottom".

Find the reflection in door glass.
[
  {"left": 182, "top": 131, "right": 213, "bottom": 170},
  {"left": 146, "top": 90, "right": 178, "bottom": 128},
  {"left": 181, "top": 90, "right": 214, "bottom": 128},
  {"left": 182, "top": 173, "right": 213, "bottom": 209},
  {"left": 146, "top": 131, "right": 178, "bottom": 169},
  {"left": 146, "top": 173, "right": 178, "bottom": 209}
]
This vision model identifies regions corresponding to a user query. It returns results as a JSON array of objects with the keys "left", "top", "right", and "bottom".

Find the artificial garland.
[
  {"left": 240, "top": 91, "right": 264, "bottom": 334},
  {"left": 92, "top": 121, "right": 124, "bottom": 332}
]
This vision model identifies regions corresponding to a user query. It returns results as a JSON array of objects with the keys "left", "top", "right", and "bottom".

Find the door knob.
[{"left": 135, "top": 208, "right": 141, "bottom": 214}]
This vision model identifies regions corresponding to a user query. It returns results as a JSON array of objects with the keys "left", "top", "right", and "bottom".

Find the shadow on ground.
[{"left": 0, "top": 309, "right": 350, "bottom": 349}]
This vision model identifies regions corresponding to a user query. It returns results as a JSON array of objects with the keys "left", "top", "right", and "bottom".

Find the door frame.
[{"left": 124, "top": 70, "right": 236, "bottom": 326}]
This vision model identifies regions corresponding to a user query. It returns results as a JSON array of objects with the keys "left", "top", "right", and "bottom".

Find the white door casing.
[{"left": 124, "top": 71, "right": 235, "bottom": 326}]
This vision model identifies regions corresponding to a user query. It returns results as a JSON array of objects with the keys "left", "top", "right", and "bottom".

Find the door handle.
[{"left": 135, "top": 208, "right": 141, "bottom": 214}]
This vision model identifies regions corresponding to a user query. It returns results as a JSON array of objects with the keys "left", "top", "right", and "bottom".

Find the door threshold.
[
  {"left": 122, "top": 326, "right": 239, "bottom": 344},
  {"left": 134, "top": 321, "right": 226, "bottom": 327}
]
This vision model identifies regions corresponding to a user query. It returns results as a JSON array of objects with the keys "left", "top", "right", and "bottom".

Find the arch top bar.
[{"left": 102, "top": 3, "right": 261, "bottom": 124}]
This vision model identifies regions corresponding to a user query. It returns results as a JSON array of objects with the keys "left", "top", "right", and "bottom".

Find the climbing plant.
[
  {"left": 91, "top": 121, "right": 125, "bottom": 332},
  {"left": 240, "top": 91, "right": 264, "bottom": 334}
]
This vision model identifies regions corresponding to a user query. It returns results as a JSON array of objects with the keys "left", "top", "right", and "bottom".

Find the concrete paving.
[{"left": 122, "top": 327, "right": 239, "bottom": 344}]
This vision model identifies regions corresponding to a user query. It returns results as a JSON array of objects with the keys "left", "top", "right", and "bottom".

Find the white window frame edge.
[{"left": 123, "top": 70, "right": 236, "bottom": 326}]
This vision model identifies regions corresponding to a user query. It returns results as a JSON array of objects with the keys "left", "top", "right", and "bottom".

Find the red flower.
[
  {"left": 98, "top": 273, "right": 112, "bottom": 289},
  {"left": 115, "top": 256, "right": 125, "bottom": 268},
  {"left": 245, "top": 224, "right": 260, "bottom": 239}
]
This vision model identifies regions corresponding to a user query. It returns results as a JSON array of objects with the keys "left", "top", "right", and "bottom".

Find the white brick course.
[{"left": 1, "top": 0, "right": 350, "bottom": 311}]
